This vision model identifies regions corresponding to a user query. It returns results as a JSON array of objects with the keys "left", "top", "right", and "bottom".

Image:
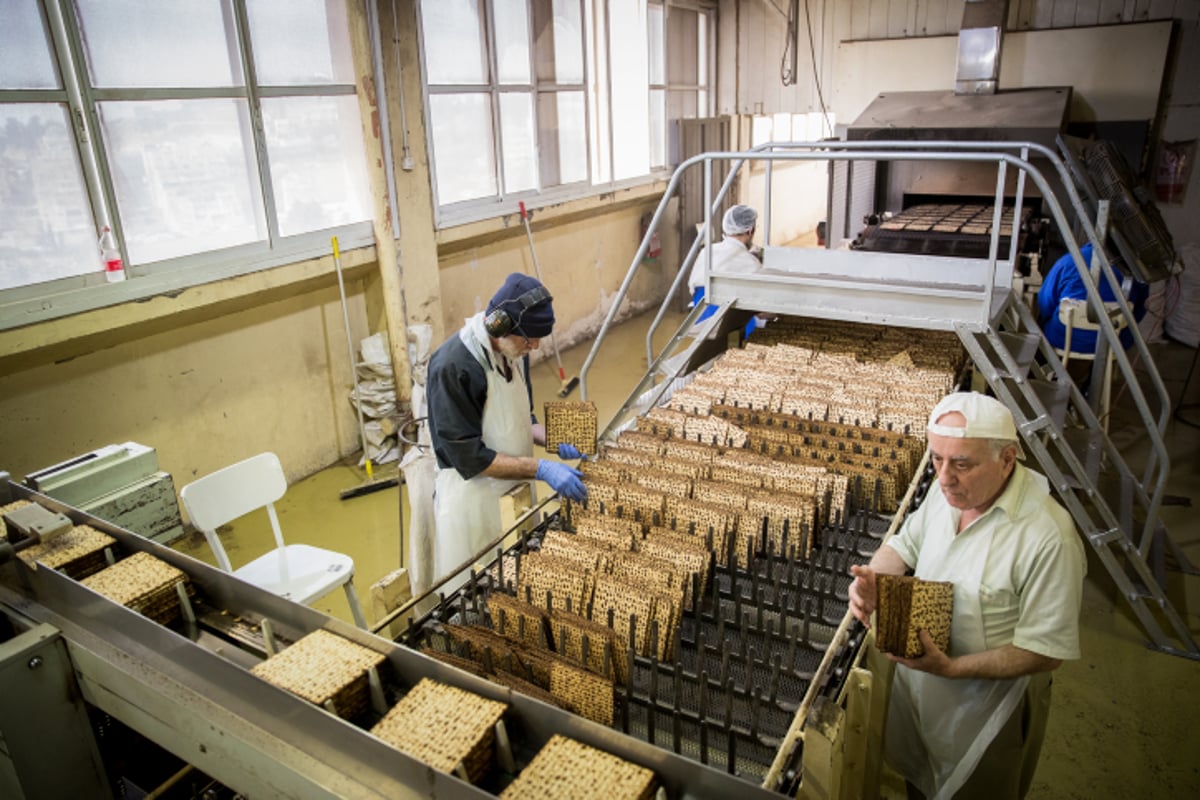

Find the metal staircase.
[
  {"left": 579, "top": 139, "right": 1198, "bottom": 659},
  {"left": 960, "top": 293, "right": 1198, "bottom": 659}
]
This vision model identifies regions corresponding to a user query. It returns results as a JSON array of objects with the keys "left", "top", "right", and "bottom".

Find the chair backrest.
[{"left": 179, "top": 452, "right": 289, "bottom": 572}]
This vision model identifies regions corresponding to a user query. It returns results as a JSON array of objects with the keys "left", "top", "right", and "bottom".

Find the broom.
[
  {"left": 332, "top": 236, "right": 400, "bottom": 500},
  {"left": 518, "top": 201, "right": 580, "bottom": 397}
]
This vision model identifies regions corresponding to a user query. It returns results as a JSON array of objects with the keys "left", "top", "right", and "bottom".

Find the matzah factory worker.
[
  {"left": 427, "top": 273, "right": 587, "bottom": 589},
  {"left": 687, "top": 204, "right": 764, "bottom": 338},
  {"left": 847, "top": 392, "right": 1085, "bottom": 800}
]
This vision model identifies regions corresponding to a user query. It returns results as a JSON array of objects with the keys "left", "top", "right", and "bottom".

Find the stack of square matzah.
[
  {"left": 80, "top": 552, "right": 189, "bottom": 625},
  {"left": 372, "top": 678, "right": 507, "bottom": 784},
  {"left": 545, "top": 401, "right": 599, "bottom": 455},
  {"left": 18, "top": 523, "right": 115, "bottom": 579},
  {"left": 250, "top": 628, "right": 386, "bottom": 719},
  {"left": 501, "top": 735, "right": 656, "bottom": 800}
]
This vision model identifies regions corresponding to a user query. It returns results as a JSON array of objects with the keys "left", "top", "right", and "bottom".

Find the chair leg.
[{"left": 344, "top": 579, "right": 369, "bottom": 630}]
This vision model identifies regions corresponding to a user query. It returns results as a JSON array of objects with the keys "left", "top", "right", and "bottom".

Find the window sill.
[
  {"left": 0, "top": 245, "right": 377, "bottom": 374},
  {"left": 433, "top": 178, "right": 672, "bottom": 257}
]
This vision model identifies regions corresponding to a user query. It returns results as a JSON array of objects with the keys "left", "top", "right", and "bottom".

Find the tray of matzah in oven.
[
  {"left": 250, "top": 628, "right": 387, "bottom": 719},
  {"left": 501, "top": 734, "right": 657, "bottom": 800},
  {"left": 544, "top": 401, "right": 598, "bottom": 455},
  {"left": 19, "top": 523, "right": 116, "bottom": 579},
  {"left": 371, "top": 678, "right": 506, "bottom": 784},
  {"left": 80, "top": 551, "right": 190, "bottom": 625}
]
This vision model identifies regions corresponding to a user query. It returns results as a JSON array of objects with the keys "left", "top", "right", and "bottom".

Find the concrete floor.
[{"left": 172, "top": 308, "right": 1200, "bottom": 798}]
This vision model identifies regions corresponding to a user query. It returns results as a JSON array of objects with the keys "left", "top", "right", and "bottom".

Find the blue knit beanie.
[{"left": 487, "top": 273, "right": 556, "bottom": 338}]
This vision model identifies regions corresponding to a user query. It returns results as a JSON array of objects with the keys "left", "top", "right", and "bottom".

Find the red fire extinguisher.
[{"left": 640, "top": 213, "right": 662, "bottom": 261}]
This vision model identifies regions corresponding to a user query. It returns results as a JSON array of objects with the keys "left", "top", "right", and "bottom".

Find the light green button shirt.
[{"left": 887, "top": 463, "right": 1087, "bottom": 660}]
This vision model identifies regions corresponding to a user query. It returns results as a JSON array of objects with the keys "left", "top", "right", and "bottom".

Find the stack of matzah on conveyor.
[
  {"left": 80, "top": 551, "right": 189, "bottom": 624},
  {"left": 875, "top": 575, "right": 954, "bottom": 658},
  {"left": 18, "top": 524, "right": 116, "bottom": 579},
  {"left": 544, "top": 401, "right": 599, "bottom": 455},
  {"left": 371, "top": 678, "right": 507, "bottom": 784},
  {"left": 501, "top": 735, "right": 657, "bottom": 800},
  {"left": 250, "top": 628, "right": 386, "bottom": 719}
]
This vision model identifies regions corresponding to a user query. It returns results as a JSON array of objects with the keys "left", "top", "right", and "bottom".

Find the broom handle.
[
  {"left": 519, "top": 202, "right": 567, "bottom": 380},
  {"left": 332, "top": 236, "right": 374, "bottom": 479}
]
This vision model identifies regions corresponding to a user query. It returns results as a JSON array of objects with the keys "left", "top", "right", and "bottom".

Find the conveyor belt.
[{"left": 0, "top": 477, "right": 780, "bottom": 800}]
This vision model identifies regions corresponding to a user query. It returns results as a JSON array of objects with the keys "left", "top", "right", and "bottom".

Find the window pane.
[
  {"left": 537, "top": 91, "right": 586, "bottom": 185},
  {"left": 610, "top": 0, "right": 649, "bottom": 181},
  {"left": 75, "top": 0, "right": 243, "bottom": 88},
  {"left": 495, "top": 0, "right": 531, "bottom": 84},
  {"left": 0, "top": 105, "right": 97, "bottom": 289},
  {"left": 649, "top": 89, "right": 665, "bottom": 169},
  {"left": 421, "top": 0, "right": 487, "bottom": 84},
  {"left": 429, "top": 93, "right": 497, "bottom": 204},
  {"left": 0, "top": 1, "right": 59, "bottom": 89},
  {"left": 500, "top": 93, "right": 537, "bottom": 193},
  {"left": 98, "top": 99, "right": 266, "bottom": 263},
  {"left": 697, "top": 12, "right": 707, "bottom": 89},
  {"left": 533, "top": 0, "right": 583, "bottom": 84},
  {"left": 751, "top": 115, "right": 772, "bottom": 148},
  {"left": 262, "top": 96, "right": 371, "bottom": 236},
  {"left": 773, "top": 112, "right": 792, "bottom": 141},
  {"left": 247, "top": 0, "right": 354, "bottom": 85},
  {"left": 648, "top": 4, "right": 664, "bottom": 85}
]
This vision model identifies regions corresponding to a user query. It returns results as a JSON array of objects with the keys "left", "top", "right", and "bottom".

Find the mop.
[
  {"left": 519, "top": 202, "right": 580, "bottom": 397},
  {"left": 332, "top": 236, "right": 400, "bottom": 500}
]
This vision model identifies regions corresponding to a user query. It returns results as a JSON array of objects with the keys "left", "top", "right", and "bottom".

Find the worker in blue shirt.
[{"left": 1036, "top": 243, "right": 1147, "bottom": 355}]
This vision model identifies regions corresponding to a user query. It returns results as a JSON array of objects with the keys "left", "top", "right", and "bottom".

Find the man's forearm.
[
  {"left": 481, "top": 452, "right": 540, "bottom": 481},
  {"left": 946, "top": 644, "right": 1061, "bottom": 680},
  {"left": 869, "top": 543, "right": 909, "bottom": 575}
]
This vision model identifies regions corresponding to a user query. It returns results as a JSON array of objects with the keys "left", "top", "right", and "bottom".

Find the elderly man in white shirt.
[{"left": 849, "top": 392, "right": 1086, "bottom": 800}]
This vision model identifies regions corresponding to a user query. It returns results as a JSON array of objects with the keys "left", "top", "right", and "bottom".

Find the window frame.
[
  {"left": 0, "top": 0, "right": 374, "bottom": 331},
  {"left": 419, "top": 0, "right": 716, "bottom": 229}
]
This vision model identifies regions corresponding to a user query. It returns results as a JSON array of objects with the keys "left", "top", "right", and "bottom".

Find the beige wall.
[{"left": 0, "top": 264, "right": 374, "bottom": 487}]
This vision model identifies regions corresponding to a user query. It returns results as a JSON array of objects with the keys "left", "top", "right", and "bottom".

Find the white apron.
[
  {"left": 885, "top": 516, "right": 1029, "bottom": 799},
  {"left": 432, "top": 313, "right": 533, "bottom": 594}
]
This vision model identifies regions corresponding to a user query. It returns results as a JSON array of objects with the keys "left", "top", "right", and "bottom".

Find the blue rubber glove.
[
  {"left": 536, "top": 459, "right": 587, "bottom": 502},
  {"left": 557, "top": 443, "right": 583, "bottom": 460}
]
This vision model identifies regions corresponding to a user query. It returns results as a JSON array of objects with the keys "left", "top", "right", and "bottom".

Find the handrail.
[{"left": 581, "top": 139, "right": 1170, "bottom": 554}]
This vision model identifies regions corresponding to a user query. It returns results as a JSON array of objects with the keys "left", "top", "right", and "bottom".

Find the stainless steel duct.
[{"left": 956, "top": 0, "right": 1011, "bottom": 95}]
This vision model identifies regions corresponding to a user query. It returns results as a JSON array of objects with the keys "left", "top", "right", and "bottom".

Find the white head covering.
[
  {"left": 927, "top": 392, "right": 1025, "bottom": 459},
  {"left": 722, "top": 204, "right": 757, "bottom": 235}
]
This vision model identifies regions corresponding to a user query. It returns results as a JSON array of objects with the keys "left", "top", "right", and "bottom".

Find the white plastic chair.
[
  {"left": 1055, "top": 298, "right": 1128, "bottom": 433},
  {"left": 179, "top": 452, "right": 368, "bottom": 628}
]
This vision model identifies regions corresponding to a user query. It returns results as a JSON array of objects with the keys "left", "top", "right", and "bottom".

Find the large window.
[
  {"left": 420, "top": 0, "right": 714, "bottom": 225},
  {"left": 0, "top": 0, "right": 372, "bottom": 325}
]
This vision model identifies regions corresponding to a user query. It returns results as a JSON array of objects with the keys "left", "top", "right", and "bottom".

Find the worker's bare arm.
[{"left": 896, "top": 632, "right": 1062, "bottom": 680}]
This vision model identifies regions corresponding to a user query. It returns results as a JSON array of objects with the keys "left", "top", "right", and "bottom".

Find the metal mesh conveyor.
[{"left": 405, "top": 502, "right": 895, "bottom": 791}]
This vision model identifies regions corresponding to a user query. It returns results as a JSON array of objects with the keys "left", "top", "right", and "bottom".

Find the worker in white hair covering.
[{"left": 687, "top": 204, "right": 763, "bottom": 337}]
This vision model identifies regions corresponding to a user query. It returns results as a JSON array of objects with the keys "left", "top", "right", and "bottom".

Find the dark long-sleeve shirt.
[{"left": 426, "top": 332, "right": 533, "bottom": 479}]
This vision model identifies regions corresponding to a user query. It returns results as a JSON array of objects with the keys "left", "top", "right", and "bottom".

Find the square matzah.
[
  {"left": 251, "top": 628, "right": 386, "bottom": 718},
  {"left": 544, "top": 401, "right": 598, "bottom": 455},
  {"left": 372, "top": 678, "right": 506, "bottom": 783},
  {"left": 80, "top": 551, "right": 188, "bottom": 624},
  {"left": 19, "top": 523, "right": 116, "bottom": 579},
  {"left": 501, "top": 735, "right": 656, "bottom": 800}
]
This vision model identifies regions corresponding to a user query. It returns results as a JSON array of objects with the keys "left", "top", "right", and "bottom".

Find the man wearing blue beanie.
[{"left": 426, "top": 272, "right": 587, "bottom": 590}]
